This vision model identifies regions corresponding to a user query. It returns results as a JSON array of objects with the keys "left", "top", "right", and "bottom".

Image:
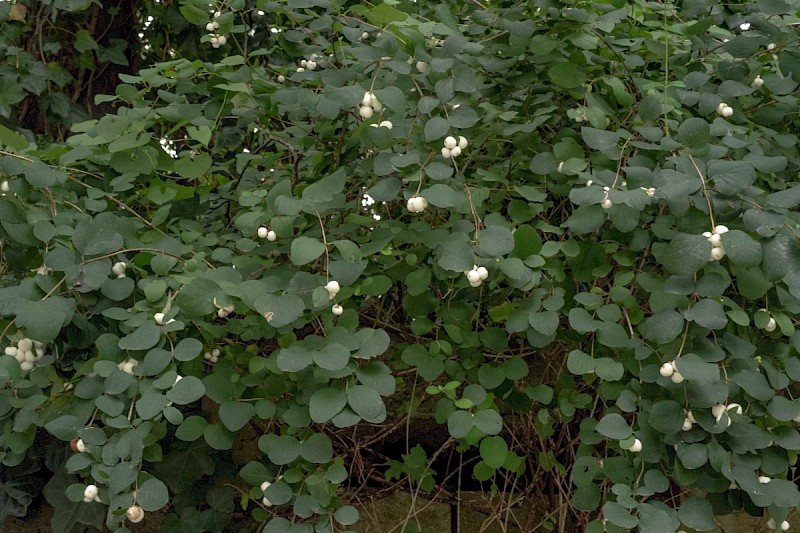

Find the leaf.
[
  {"left": 677, "top": 118, "right": 710, "bottom": 149},
  {"left": 649, "top": 400, "right": 684, "bottom": 433},
  {"left": 721, "top": 230, "right": 762, "bottom": 267},
  {"left": 218, "top": 401, "right": 255, "bottom": 432},
  {"left": 447, "top": 411, "right": 473, "bottom": 438},
  {"left": 118, "top": 322, "right": 162, "bottom": 351},
  {"left": 678, "top": 497, "right": 715, "bottom": 531},
  {"left": 479, "top": 436, "right": 509, "bottom": 469},
  {"left": 165, "top": 376, "right": 205, "bottom": 405},
  {"left": 602, "top": 501, "right": 638, "bottom": 529},
  {"left": 15, "top": 297, "right": 74, "bottom": 343},
  {"left": 173, "top": 338, "right": 203, "bottom": 361},
  {"left": 309, "top": 388, "right": 347, "bottom": 423},
  {"left": 346, "top": 385, "right": 383, "bottom": 420},
  {"left": 137, "top": 478, "right": 169, "bottom": 512},
  {"left": 477, "top": 226, "right": 514, "bottom": 257},
  {"left": 299, "top": 433, "right": 334, "bottom": 464},
  {"left": 567, "top": 350, "right": 594, "bottom": 375},
  {"left": 581, "top": 127, "right": 621, "bottom": 152},
  {"left": 424, "top": 116, "right": 450, "bottom": 141},
  {"left": 595, "top": 413, "right": 631, "bottom": 440},
  {"left": 436, "top": 240, "right": 475, "bottom": 272},
  {"left": 684, "top": 298, "right": 727, "bottom": 330},
  {"left": 663, "top": 234, "right": 712, "bottom": 275},
  {"left": 290, "top": 237, "right": 326, "bottom": 266},
  {"left": 674, "top": 354, "right": 720, "bottom": 384},
  {"left": 549, "top": 62, "right": 586, "bottom": 88},
  {"left": 253, "top": 294, "right": 305, "bottom": 328}
]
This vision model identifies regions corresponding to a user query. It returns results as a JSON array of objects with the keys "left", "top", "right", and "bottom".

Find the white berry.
[
  {"left": 416, "top": 61, "right": 428, "bottom": 73},
  {"left": 458, "top": 136, "right": 468, "bottom": 150},
  {"left": 18, "top": 338, "right": 32, "bottom": 352},
  {"left": 359, "top": 106, "right": 373, "bottom": 119},
  {"left": 361, "top": 92, "right": 373, "bottom": 107},
  {"left": 0, "top": 181, "right": 8, "bottom": 192},
  {"left": 476, "top": 266, "right": 488, "bottom": 280},
  {"left": 154, "top": 312, "right": 166, "bottom": 325},
  {"left": 441, "top": 147, "right": 452, "bottom": 158},
  {"left": 210, "top": 37, "right": 219, "bottom": 48},
  {"left": 752, "top": 75, "right": 764, "bottom": 88},
  {"left": 261, "top": 481, "right": 271, "bottom": 492},
  {"left": 83, "top": 485, "right": 98, "bottom": 500},
  {"left": 782, "top": 520, "right": 790, "bottom": 531},
  {"left": 714, "top": 225, "right": 729, "bottom": 234},
  {"left": 710, "top": 247, "right": 725, "bottom": 261},
  {"left": 20, "top": 361, "right": 33, "bottom": 371},
  {"left": 205, "top": 22, "right": 216, "bottom": 31},
  {"left": 112, "top": 262, "right": 127, "bottom": 276},
  {"left": 659, "top": 362, "right": 674, "bottom": 377},
  {"left": 332, "top": 304, "right": 344, "bottom": 316},
  {"left": 765, "top": 317, "right": 777, "bottom": 332},
  {"left": 76, "top": 438, "right": 87, "bottom": 452},
  {"left": 671, "top": 370, "right": 684, "bottom": 383},
  {"left": 361, "top": 31, "right": 369, "bottom": 40},
  {"left": 267, "top": 230, "right": 277, "bottom": 241},
  {"left": 277, "top": 75, "right": 285, "bottom": 83},
  {"left": 449, "top": 146, "right": 462, "bottom": 158},
  {"left": 709, "top": 234, "right": 721, "bottom": 246},
  {"left": 768, "top": 43, "right": 776, "bottom": 51},
  {"left": 721, "top": 106, "right": 734, "bottom": 118},
  {"left": 717, "top": 102, "right": 727, "bottom": 115},
  {"left": 325, "top": 280, "right": 341, "bottom": 296},
  {"left": 769, "top": 518, "right": 777, "bottom": 530},
  {"left": 627, "top": 439, "right": 642, "bottom": 452},
  {"left": 407, "top": 197, "right": 427, "bottom": 213},
  {"left": 682, "top": 418, "right": 693, "bottom": 431},
  {"left": 127, "top": 505, "right": 144, "bottom": 523},
  {"left": 443, "top": 136, "right": 457, "bottom": 149},
  {"left": 306, "top": 60, "right": 317, "bottom": 71},
  {"left": 262, "top": 496, "right": 273, "bottom": 507},
  {"left": 4, "top": 346, "right": 16, "bottom": 357},
  {"left": 257, "top": 226, "right": 269, "bottom": 239},
  {"left": 712, "top": 404, "right": 726, "bottom": 419},
  {"left": 601, "top": 198, "right": 613, "bottom": 209},
  {"left": 466, "top": 270, "right": 481, "bottom": 284},
  {"left": 740, "top": 22, "right": 751, "bottom": 31},
  {"left": 379, "top": 120, "right": 393, "bottom": 129},
  {"left": 759, "top": 475, "right": 771, "bottom": 484}
]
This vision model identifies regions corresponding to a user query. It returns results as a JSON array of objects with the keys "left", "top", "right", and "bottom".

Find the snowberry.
[
  {"left": 782, "top": 520, "right": 790, "bottom": 531},
  {"left": 306, "top": 60, "right": 317, "bottom": 70},
  {"left": 768, "top": 43, "right": 776, "bottom": 51},
  {"left": 458, "top": 136, "right": 468, "bottom": 150},
  {"left": 76, "top": 438, "right": 87, "bottom": 452},
  {"left": 710, "top": 247, "right": 725, "bottom": 261},
  {"left": 765, "top": 317, "right": 777, "bottom": 332},
  {"left": 206, "top": 22, "right": 216, "bottom": 31},
  {"left": 727, "top": 403, "right": 742, "bottom": 415},
  {"left": 296, "top": 67, "right": 305, "bottom": 72},
  {"left": 441, "top": 147, "right": 452, "bottom": 159},
  {"left": 659, "top": 362, "right": 674, "bottom": 377},
  {"left": 645, "top": 187, "right": 655, "bottom": 198},
  {"left": 682, "top": 418, "right": 693, "bottom": 431},
  {"left": 325, "top": 280, "right": 341, "bottom": 297},
  {"left": 627, "top": 439, "right": 642, "bottom": 452},
  {"left": 709, "top": 234, "right": 721, "bottom": 246},
  {"left": 361, "top": 31, "right": 369, "bottom": 40},
  {"left": 262, "top": 496, "right": 273, "bottom": 507},
  {"left": 379, "top": 120, "right": 393, "bottom": 129},
  {"left": 112, "top": 262, "right": 127, "bottom": 276},
  {"left": 18, "top": 338, "right": 32, "bottom": 352},
  {"left": 466, "top": 270, "right": 481, "bottom": 284},
  {"left": 717, "top": 102, "right": 727, "bottom": 115},
  {"left": 450, "top": 146, "right": 462, "bottom": 158},
  {"left": 371, "top": 99, "right": 382, "bottom": 112},
  {"left": 277, "top": 75, "right": 285, "bottom": 83},
  {"left": 4, "top": 346, "right": 16, "bottom": 357},
  {"left": 359, "top": 106, "right": 373, "bottom": 119},
  {"left": 752, "top": 75, "right": 764, "bottom": 88},
  {"left": 713, "top": 224, "right": 729, "bottom": 234},
  {"left": 671, "top": 370, "right": 684, "bottom": 383},
  {"left": 257, "top": 226, "right": 269, "bottom": 239},
  {"left": 83, "top": 485, "right": 98, "bottom": 501},
  {"left": 712, "top": 404, "right": 726, "bottom": 419},
  {"left": 687, "top": 410, "right": 696, "bottom": 423},
  {"left": 267, "top": 230, "right": 277, "bottom": 241},
  {"left": 769, "top": 518, "right": 777, "bottom": 530},
  {"left": 416, "top": 61, "right": 428, "bottom": 73},
  {"left": 300, "top": 59, "right": 308, "bottom": 68},
  {"left": 759, "top": 475, "right": 771, "bottom": 484},
  {"left": 557, "top": 162, "right": 564, "bottom": 173},
  {"left": 601, "top": 198, "right": 613, "bottom": 209},
  {"left": 210, "top": 37, "right": 220, "bottom": 48},
  {"left": 407, "top": 197, "right": 427, "bottom": 213},
  {"left": 332, "top": 304, "right": 344, "bottom": 316},
  {"left": 443, "top": 136, "right": 457, "bottom": 149},
  {"left": 217, "top": 308, "right": 229, "bottom": 318},
  {"left": 212, "top": 348, "right": 220, "bottom": 357},
  {"left": 154, "top": 312, "right": 166, "bottom": 325},
  {"left": 740, "top": 22, "right": 751, "bottom": 31},
  {"left": 261, "top": 481, "right": 272, "bottom": 492},
  {"left": 127, "top": 505, "right": 144, "bottom": 523},
  {"left": 120, "top": 360, "right": 138, "bottom": 375},
  {"left": 0, "top": 181, "right": 8, "bottom": 192},
  {"left": 702, "top": 231, "right": 712, "bottom": 238},
  {"left": 361, "top": 92, "right": 373, "bottom": 107},
  {"left": 721, "top": 106, "right": 734, "bottom": 118},
  {"left": 20, "top": 361, "right": 33, "bottom": 371},
  {"left": 477, "top": 266, "right": 488, "bottom": 280}
]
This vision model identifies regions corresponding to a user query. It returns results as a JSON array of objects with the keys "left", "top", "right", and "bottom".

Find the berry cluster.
[
  {"left": 601, "top": 186, "right": 613, "bottom": 209},
  {"left": 716, "top": 102, "right": 734, "bottom": 118},
  {"left": 214, "top": 297, "right": 235, "bottom": 319},
  {"left": 711, "top": 402, "right": 741, "bottom": 428},
  {"left": 324, "top": 281, "right": 345, "bottom": 316},
  {"left": 5, "top": 337, "right": 45, "bottom": 372},
  {"left": 370, "top": 120, "right": 393, "bottom": 129},
  {"left": 703, "top": 224, "right": 728, "bottom": 261},
  {"left": 406, "top": 196, "right": 428, "bottom": 213},
  {"left": 441, "top": 135, "right": 468, "bottom": 159},
  {"left": 682, "top": 410, "right": 696, "bottom": 431},
  {"left": 206, "top": 15, "right": 227, "bottom": 48},
  {"left": 261, "top": 481, "right": 274, "bottom": 507},
  {"left": 767, "top": 517, "right": 791, "bottom": 531},
  {"left": 83, "top": 484, "right": 100, "bottom": 503},
  {"left": 204, "top": 348, "right": 221, "bottom": 364},
  {"left": 658, "top": 360, "right": 685, "bottom": 383},
  {"left": 359, "top": 91, "right": 382, "bottom": 120},
  {"left": 464, "top": 265, "right": 489, "bottom": 287},
  {"left": 257, "top": 226, "right": 277, "bottom": 241},
  {"left": 118, "top": 358, "right": 139, "bottom": 375}
]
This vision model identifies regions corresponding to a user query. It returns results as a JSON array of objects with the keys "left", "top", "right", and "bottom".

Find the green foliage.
[{"left": 3, "top": 0, "right": 800, "bottom": 531}]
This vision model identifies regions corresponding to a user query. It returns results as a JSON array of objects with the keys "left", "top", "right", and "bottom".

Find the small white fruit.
[
  {"left": 210, "top": 37, "right": 219, "bottom": 48},
  {"left": 710, "top": 247, "right": 725, "bottom": 261},
  {"left": 458, "top": 136, "right": 468, "bottom": 150},
  {"left": 469, "top": 279, "right": 482, "bottom": 288},
  {"left": 361, "top": 31, "right": 369, "bottom": 40},
  {"left": 371, "top": 99, "right": 382, "bottom": 112},
  {"left": 127, "top": 505, "right": 144, "bottom": 523},
  {"left": 466, "top": 270, "right": 481, "bottom": 284},
  {"left": 306, "top": 60, "right": 317, "bottom": 71},
  {"left": 712, "top": 404, "right": 726, "bottom": 419},
  {"left": 261, "top": 481, "right": 271, "bottom": 492},
  {"left": 379, "top": 120, "right": 393, "bottom": 129},
  {"left": 441, "top": 147, "right": 452, "bottom": 159},
  {"left": 768, "top": 43, "right": 776, "bottom": 51},
  {"left": 121, "top": 360, "right": 137, "bottom": 375},
  {"left": 267, "top": 230, "right": 277, "bottom": 241},
  {"left": 601, "top": 198, "right": 613, "bottom": 209},
  {"left": 296, "top": 67, "right": 305, "bottom": 72},
  {"left": 262, "top": 496, "right": 273, "bottom": 507},
  {"left": 212, "top": 348, "right": 220, "bottom": 357},
  {"left": 361, "top": 92, "right": 373, "bottom": 107},
  {"left": 740, "top": 22, "right": 751, "bottom": 31},
  {"left": 20, "top": 361, "right": 33, "bottom": 371},
  {"left": 765, "top": 317, "right": 777, "bottom": 332},
  {"left": 359, "top": 106, "right": 373, "bottom": 119},
  {"left": 332, "top": 304, "right": 343, "bottom": 316},
  {"left": 687, "top": 410, "right": 696, "bottom": 423},
  {"left": 659, "top": 362, "right": 675, "bottom": 377},
  {"left": 407, "top": 197, "right": 427, "bottom": 213},
  {"left": 782, "top": 520, "right": 790, "bottom": 531},
  {"left": 18, "top": 338, "right": 32, "bottom": 352},
  {"left": 154, "top": 312, "right": 166, "bottom": 325},
  {"left": 758, "top": 475, "right": 771, "bottom": 484},
  {"left": 671, "top": 370, "right": 685, "bottom": 383},
  {"left": 112, "top": 262, "right": 127, "bottom": 276},
  {"left": 721, "top": 106, "right": 734, "bottom": 118},
  {"left": 277, "top": 75, "right": 285, "bottom": 83},
  {"left": 206, "top": 22, "right": 216, "bottom": 31},
  {"left": 717, "top": 102, "right": 727, "bottom": 115},
  {"left": 416, "top": 61, "right": 428, "bottom": 73},
  {"left": 325, "top": 280, "right": 341, "bottom": 296},
  {"left": 476, "top": 266, "right": 488, "bottom": 280},
  {"left": 682, "top": 418, "right": 693, "bottom": 431},
  {"left": 4, "top": 346, "right": 17, "bottom": 357},
  {"left": 257, "top": 226, "right": 269, "bottom": 239},
  {"left": 217, "top": 308, "right": 228, "bottom": 318},
  {"left": 702, "top": 231, "right": 712, "bottom": 238},
  {"left": 627, "top": 439, "right": 642, "bottom": 452},
  {"left": 443, "top": 136, "right": 457, "bottom": 149},
  {"left": 709, "top": 234, "right": 721, "bottom": 246},
  {"left": 0, "top": 181, "right": 8, "bottom": 192},
  {"left": 300, "top": 59, "right": 308, "bottom": 68},
  {"left": 76, "top": 439, "right": 87, "bottom": 452},
  {"left": 450, "top": 146, "right": 462, "bottom": 158},
  {"left": 769, "top": 518, "right": 777, "bottom": 530},
  {"left": 752, "top": 75, "right": 764, "bottom": 88},
  {"left": 726, "top": 403, "right": 742, "bottom": 415},
  {"left": 83, "top": 485, "right": 98, "bottom": 500}
]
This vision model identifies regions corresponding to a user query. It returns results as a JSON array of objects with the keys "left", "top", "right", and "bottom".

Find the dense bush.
[{"left": 3, "top": 0, "right": 800, "bottom": 531}]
